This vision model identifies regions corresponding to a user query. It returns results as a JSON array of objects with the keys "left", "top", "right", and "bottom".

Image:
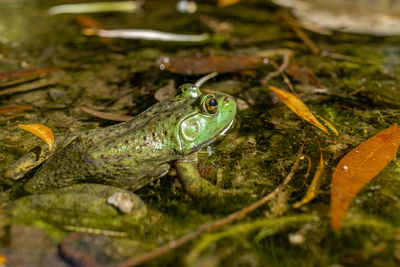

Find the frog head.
[{"left": 175, "top": 84, "right": 237, "bottom": 154}]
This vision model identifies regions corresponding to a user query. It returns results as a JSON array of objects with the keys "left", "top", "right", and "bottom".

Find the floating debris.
[
  {"left": 331, "top": 124, "right": 400, "bottom": 230},
  {"left": 107, "top": 192, "right": 134, "bottom": 214},
  {"left": 195, "top": 72, "right": 218, "bottom": 87},
  {"left": 17, "top": 124, "right": 54, "bottom": 151},
  {"left": 176, "top": 0, "right": 197, "bottom": 13},
  {"left": 269, "top": 86, "right": 330, "bottom": 135},
  {"left": 154, "top": 80, "right": 176, "bottom": 101},
  {"left": 48, "top": 1, "right": 143, "bottom": 15},
  {"left": 84, "top": 28, "right": 209, "bottom": 42},
  {"left": 273, "top": 0, "right": 400, "bottom": 36},
  {"left": 160, "top": 56, "right": 262, "bottom": 74},
  {"left": 0, "top": 105, "right": 32, "bottom": 115}
]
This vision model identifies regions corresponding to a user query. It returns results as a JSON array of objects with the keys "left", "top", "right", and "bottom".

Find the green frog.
[{"left": 2, "top": 84, "right": 236, "bottom": 228}]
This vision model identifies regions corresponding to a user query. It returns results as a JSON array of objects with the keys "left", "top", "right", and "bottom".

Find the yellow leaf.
[
  {"left": 269, "top": 86, "right": 330, "bottom": 135},
  {"left": 17, "top": 123, "right": 54, "bottom": 150},
  {"left": 315, "top": 114, "right": 338, "bottom": 136},
  {"left": 218, "top": 0, "right": 240, "bottom": 7},
  {"left": 293, "top": 140, "right": 324, "bottom": 208},
  {"left": 0, "top": 253, "right": 7, "bottom": 265}
]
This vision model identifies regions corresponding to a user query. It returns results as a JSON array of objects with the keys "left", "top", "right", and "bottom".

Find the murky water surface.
[{"left": 1, "top": 0, "right": 400, "bottom": 266}]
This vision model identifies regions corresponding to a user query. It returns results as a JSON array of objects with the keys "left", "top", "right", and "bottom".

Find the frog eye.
[{"left": 202, "top": 95, "right": 218, "bottom": 115}]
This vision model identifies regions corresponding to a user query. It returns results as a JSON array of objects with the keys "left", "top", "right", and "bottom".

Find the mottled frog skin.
[{"left": 24, "top": 84, "right": 237, "bottom": 194}]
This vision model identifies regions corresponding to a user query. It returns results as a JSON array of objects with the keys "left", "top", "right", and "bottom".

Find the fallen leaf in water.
[
  {"left": 154, "top": 80, "right": 176, "bottom": 101},
  {"left": 160, "top": 56, "right": 262, "bottom": 75},
  {"left": 218, "top": 0, "right": 240, "bottom": 7},
  {"left": 79, "top": 105, "right": 133, "bottom": 122},
  {"left": 76, "top": 15, "right": 103, "bottom": 29},
  {"left": 269, "top": 86, "right": 329, "bottom": 135},
  {"left": 0, "top": 253, "right": 7, "bottom": 265},
  {"left": 0, "top": 68, "right": 59, "bottom": 82},
  {"left": 331, "top": 124, "right": 400, "bottom": 231},
  {"left": 286, "top": 63, "right": 324, "bottom": 88},
  {"left": 315, "top": 114, "right": 338, "bottom": 136},
  {"left": 17, "top": 123, "right": 54, "bottom": 150},
  {"left": 0, "top": 105, "right": 32, "bottom": 114},
  {"left": 293, "top": 139, "right": 324, "bottom": 208},
  {"left": 76, "top": 15, "right": 110, "bottom": 44}
]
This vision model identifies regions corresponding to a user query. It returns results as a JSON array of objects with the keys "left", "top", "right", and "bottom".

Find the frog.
[{"left": 1, "top": 84, "right": 237, "bottom": 227}]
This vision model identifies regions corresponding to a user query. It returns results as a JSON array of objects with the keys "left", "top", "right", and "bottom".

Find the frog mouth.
[{"left": 189, "top": 118, "right": 236, "bottom": 153}]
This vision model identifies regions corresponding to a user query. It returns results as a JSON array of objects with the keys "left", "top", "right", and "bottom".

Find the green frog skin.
[{"left": 22, "top": 84, "right": 237, "bottom": 195}]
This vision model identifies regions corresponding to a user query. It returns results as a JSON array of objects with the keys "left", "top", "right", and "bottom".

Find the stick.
[
  {"left": 118, "top": 141, "right": 305, "bottom": 267},
  {"left": 280, "top": 10, "right": 320, "bottom": 55}
]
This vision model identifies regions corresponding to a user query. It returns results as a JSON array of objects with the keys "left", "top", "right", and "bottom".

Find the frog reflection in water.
[{"left": 5, "top": 84, "right": 236, "bottom": 218}]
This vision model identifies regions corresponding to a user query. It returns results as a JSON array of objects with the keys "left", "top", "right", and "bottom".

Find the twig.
[
  {"left": 118, "top": 140, "right": 305, "bottom": 267},
  {"left": 195, "top": 72, "right": 218, "bottom": 87},
  {"left": 60, "top": 232, "right": 101, "bottom": 267},
  {"left": 261, "top": 52, "right": 291, "bottom": 85},
  {"left": 0, "top": 77, "right": 57, "bottom": 97},
  {"left": 280, "top": 9, "right": 320, "bottom": 55}
]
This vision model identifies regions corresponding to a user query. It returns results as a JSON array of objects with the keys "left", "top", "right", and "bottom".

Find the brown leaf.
[
  {"left": 17, "top": 124, "right": 54, "bottom": 150},
  {"left": 79, "top": 105, "right": 133, "bottom": 122},
  {"left": 160, "top": 56, "right": 262, "bottom": 75},
  {"left": 331, "top": 124, "right": 400, "bottom": 230},
  {"left": 76, "top": 15, "right": 103, "bottom": 30},
  {"left": 0, "top": 105, "right": 32, "bottom": 114},
  {"left": 269, "top": 86, "right": 330, "bottom": 135},
  {"left": 286, "top": 63, "right": 324, "bottom": 88},
  {"left": 0, "top": 68, "right": 59, "bottom": 82},
  {"left": 154, "top": 81, "right": 176, "bottom": 101}
]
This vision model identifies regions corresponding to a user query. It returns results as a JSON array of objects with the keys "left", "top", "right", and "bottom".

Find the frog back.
[{"left": 25, "top": 98, "right": 193, "bottom": 193}]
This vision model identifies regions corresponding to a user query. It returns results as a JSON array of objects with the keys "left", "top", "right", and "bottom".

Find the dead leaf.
[
  {"left": 0, "top": 253, "right": 7, "bottom": 265},
  {"left": 0, "top": 68, "right": 59, "bottom": 82},
  {"left": 17, "top": 123, "right": 54, "bottom": 150},
  {"left": 286, "top": 63, "right": 324, "bottom": 88},
  {"left": 160, "top": 56, "right": 262, "bottom": 75},
  {"left": 331, "top": 124, "right": 400, "bottom": 231},
  {"left": 0, "top": 105, "right": 32, "bottom": 114},
  {"left": 79, "top": 105, "right": 133, "bottom": 122},
  {"left": 293, "top": 139, "right": 324, "bottom": 208},
  {"left": 154, "top": 80, "right": 176, "bottom": 101},
  {"left": 269, "top": 86, "right": 330, "bottom": 135},
  {"left": 76, "top": 15, "right": 110, "bottom": 44},
  {"left": 218, "top": 0, "right": 240, "bottom": 7},
  {"left": 315, "top": 114, "right": 338, "bottom": 136}
]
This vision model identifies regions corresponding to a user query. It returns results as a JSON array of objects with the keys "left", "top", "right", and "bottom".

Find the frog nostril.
[{"left": 223, "top": 96, "right": 228, "bottom": 102}]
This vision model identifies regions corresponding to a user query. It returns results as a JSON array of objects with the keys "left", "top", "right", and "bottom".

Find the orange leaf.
[
  {"left": 330, "top": 124, "right": 400, "bottom": 231},
  {"left": 218, "top": 0, "right": 240, "bottom": 7},
  {"left": 0, "top": 253, "right": 7, "bottom": 265},
  {"left": 269, "top": 86, "right": 329, "bottom": 135},
  {"left": 17, "top": 124, "right": 54, "bottom": 150}
]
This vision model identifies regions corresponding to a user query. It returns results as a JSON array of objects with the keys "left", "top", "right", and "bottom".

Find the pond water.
[{"left": 1, "top": 0, "right": 400, "bottom": 266}]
